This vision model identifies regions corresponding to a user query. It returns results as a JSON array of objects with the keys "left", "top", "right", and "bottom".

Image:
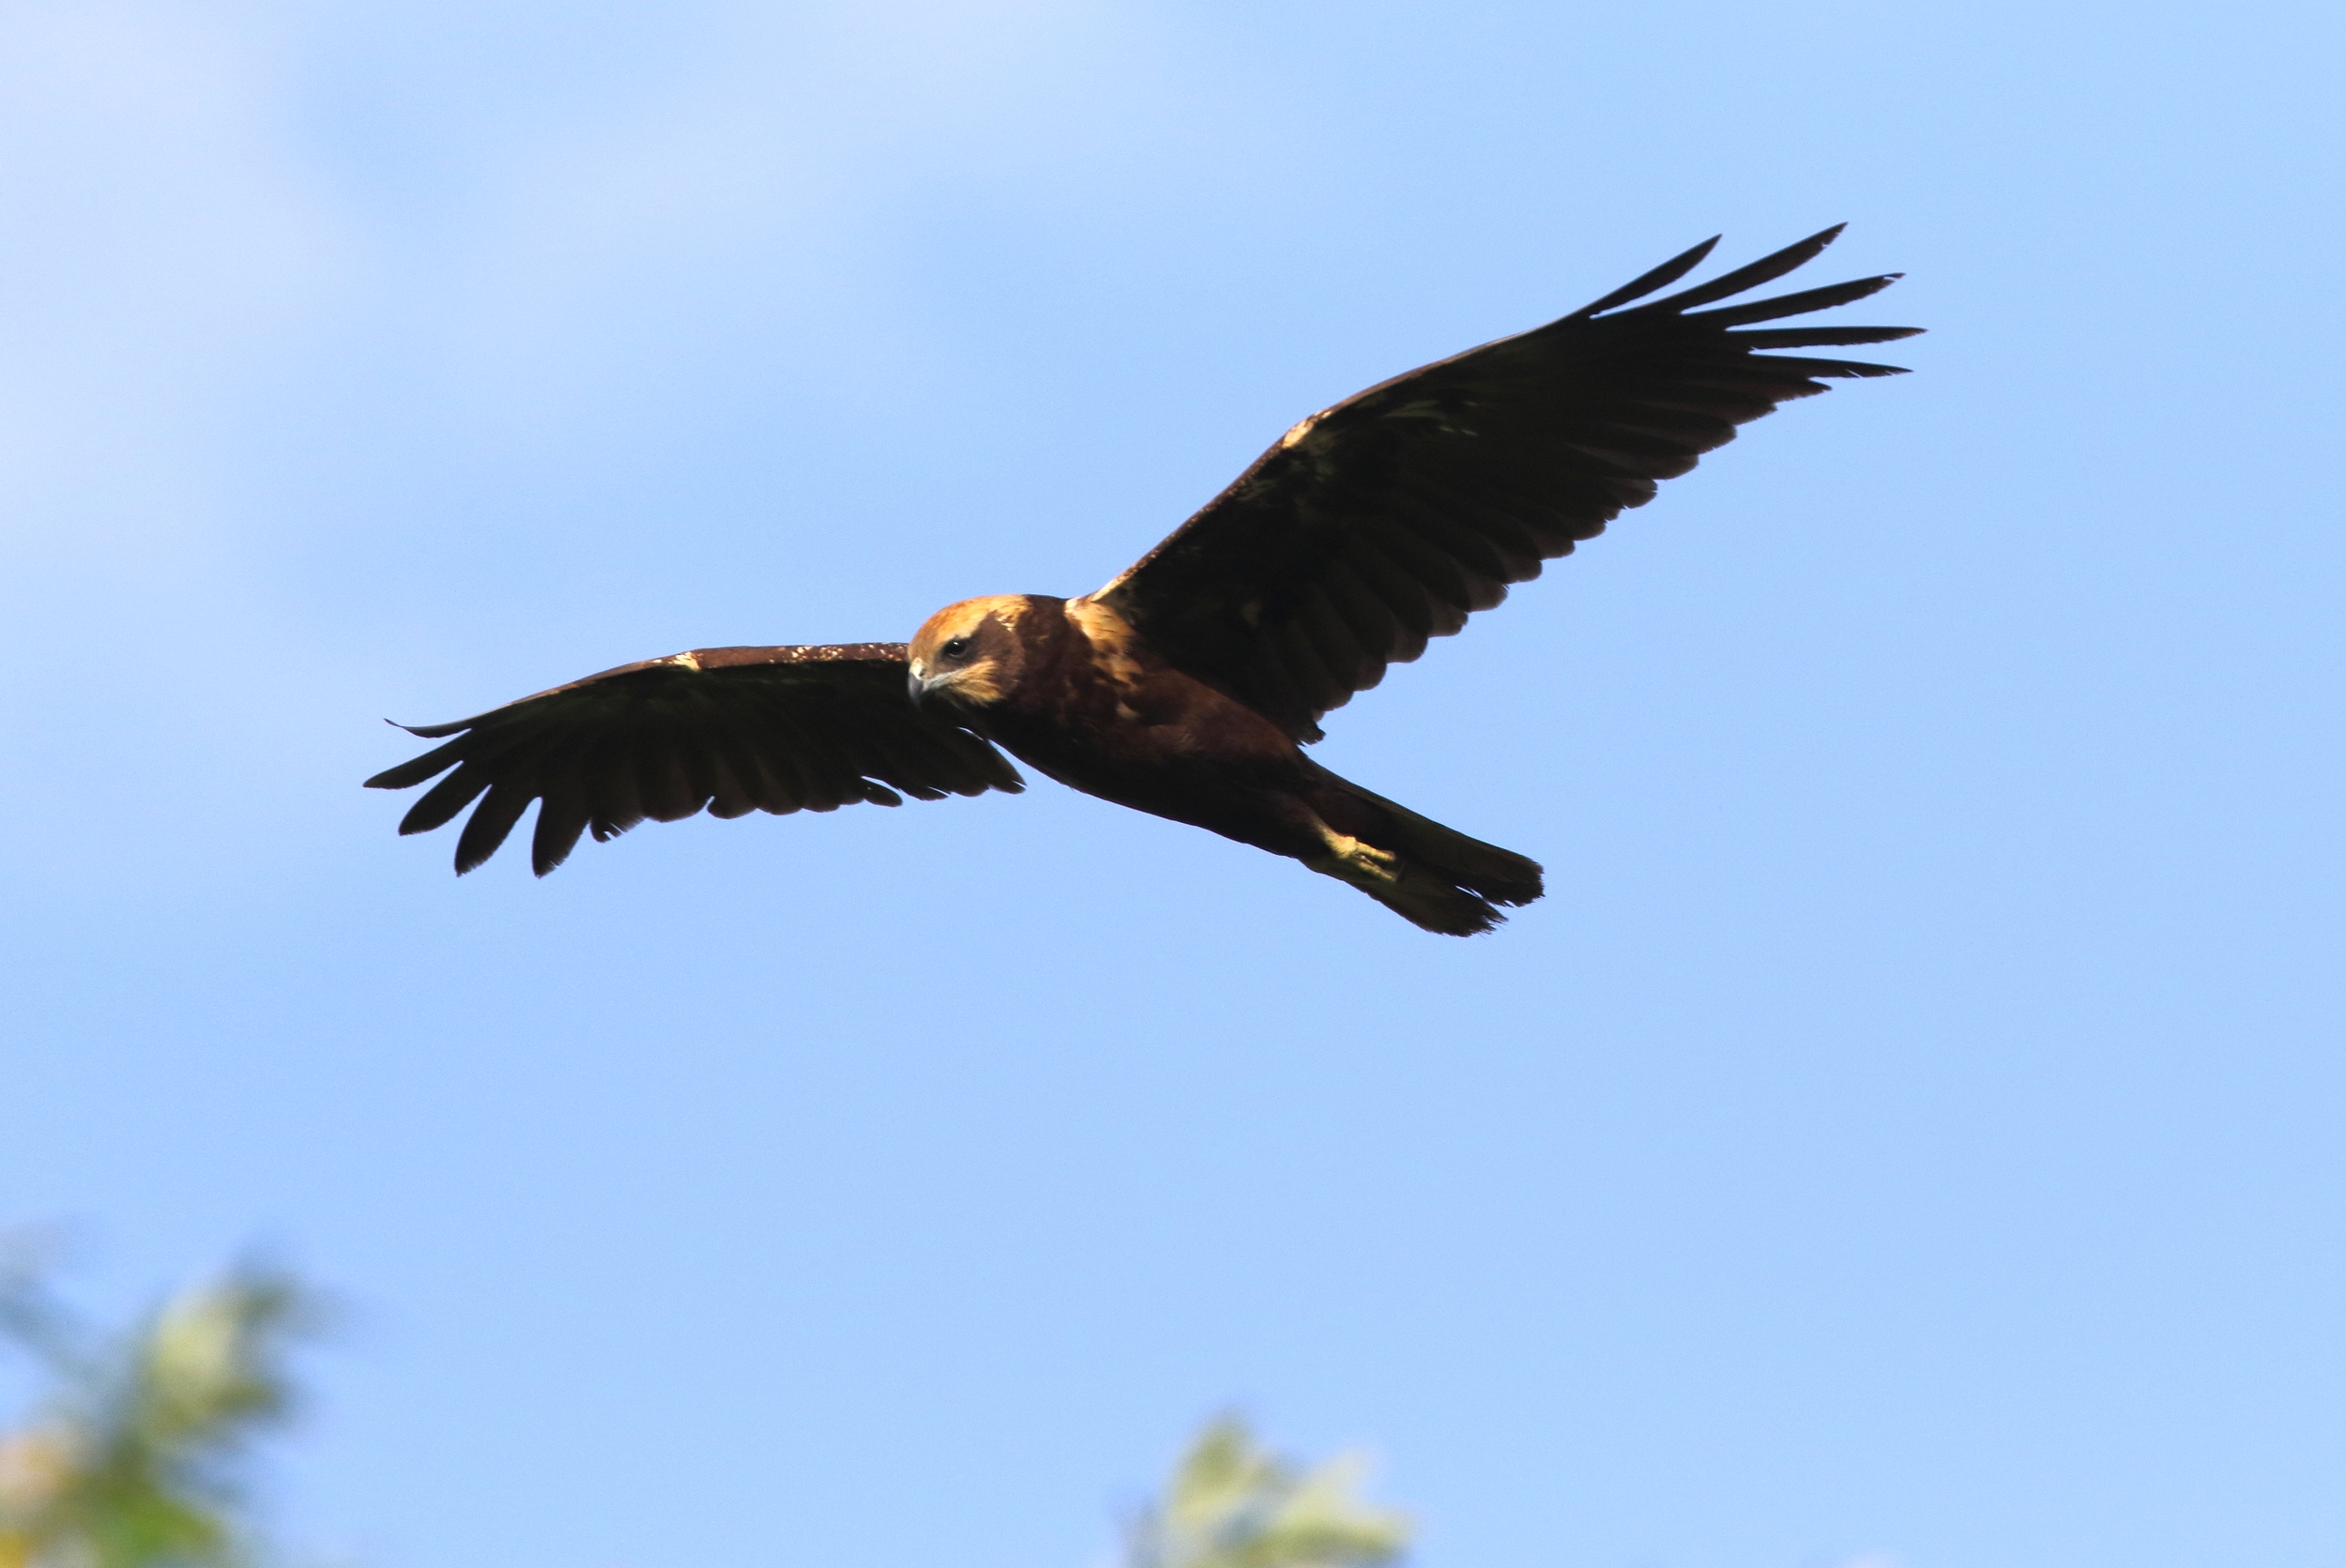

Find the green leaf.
[{"left": 1126, "top": 1416, "right": 1410, "bottom": 1568}]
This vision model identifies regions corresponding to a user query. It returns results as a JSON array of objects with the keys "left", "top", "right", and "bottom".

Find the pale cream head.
[{"left": 906, "top": 595, "right": 1035, "bottom": 709}]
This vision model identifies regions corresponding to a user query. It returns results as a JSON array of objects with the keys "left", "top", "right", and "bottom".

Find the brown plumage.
[{"left": 368, "top": 226, "right": 1918, "bottom": 934}]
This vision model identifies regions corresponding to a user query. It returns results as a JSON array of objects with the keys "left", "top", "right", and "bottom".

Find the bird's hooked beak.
[{"left": 906, "top": 660, "right": 937, "bottom": 709}]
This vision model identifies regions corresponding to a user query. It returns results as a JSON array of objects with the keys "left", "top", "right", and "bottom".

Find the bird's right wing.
[
  {"left": 1091, "top": 226, "right": 1921, "bottom": 741},
  {"left": 364, "top": 642, "right": 1023, "bottom": 875}
]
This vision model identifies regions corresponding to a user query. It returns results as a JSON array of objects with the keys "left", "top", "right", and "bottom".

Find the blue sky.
[{"left": 2, "top": 2, "right": 2341, "bottom": 1565}]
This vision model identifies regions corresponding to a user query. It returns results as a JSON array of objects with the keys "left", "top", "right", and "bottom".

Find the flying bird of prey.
[{"left": 368, "top": 226, "right": 1917, "bottom": 935}]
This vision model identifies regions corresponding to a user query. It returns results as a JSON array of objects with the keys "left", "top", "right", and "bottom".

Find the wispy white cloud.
[
  {"left": 360, "top": 0, "right": 1295, "bottom": 435},
  {"left": 0, "top": 0, "right": 346, "bottom": 549},
  {"left": 0, "top": 0, "right": 1299, "bottom": 885},
  {"left": 0, "top": 0, "right": 1294, "bottom": 537},
  {"left": 0, "top": 3, "right": 358, "bottom": 885}
]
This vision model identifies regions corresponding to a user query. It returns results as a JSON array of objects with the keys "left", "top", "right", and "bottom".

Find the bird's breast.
[{"left": 982, "top": 598, "right": 1299, "bottom": 807}]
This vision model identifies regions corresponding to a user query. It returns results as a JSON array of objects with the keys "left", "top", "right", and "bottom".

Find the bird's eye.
[{"left": 941, "top": 637, "right": 971, "bottom": 660}]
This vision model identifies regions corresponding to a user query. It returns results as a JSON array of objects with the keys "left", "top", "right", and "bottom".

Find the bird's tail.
[{"left": 1300, "top": 761, "right": 1545, "bottom": 936}]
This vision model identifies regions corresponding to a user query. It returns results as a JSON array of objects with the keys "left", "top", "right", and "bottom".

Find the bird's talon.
[{"left": 1317, "top": 830, "right": 1402, "bottom": 886}]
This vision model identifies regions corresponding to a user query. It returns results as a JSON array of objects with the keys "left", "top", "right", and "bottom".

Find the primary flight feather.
[{"left": 368, "top": 225, "right": 1919, "bottom": 935}]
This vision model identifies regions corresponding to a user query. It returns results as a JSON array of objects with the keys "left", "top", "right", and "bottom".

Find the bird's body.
[
  {"left": 906, "top": 593, "right": 1542, "bottom": 933},
  {"left": 368, "top": 227, "right": 1919, "bottom": 934},
  {"left": 917, "top": 596, "right": 1296, "bottom": 818}
]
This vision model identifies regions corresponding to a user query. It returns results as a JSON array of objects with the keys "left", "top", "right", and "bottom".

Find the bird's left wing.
[
  {"left": 1090, "top": 226, "right": 1921, "bottom": 741},
  {"left": 364, "top": 642, "right": 1023, "bottom": 875}
]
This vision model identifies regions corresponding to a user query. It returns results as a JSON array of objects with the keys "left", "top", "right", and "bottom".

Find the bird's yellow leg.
[{"left": 1309, "top": 824, "right": 1401, "bottom": 887}]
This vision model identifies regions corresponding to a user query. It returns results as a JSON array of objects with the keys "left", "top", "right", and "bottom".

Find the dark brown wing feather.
[
  {"left": 363, "top": 642, "right": 1024, "bottom": 875},
  {"left": 1092, "top": 225, "right": 1923, "bottom": 741}
]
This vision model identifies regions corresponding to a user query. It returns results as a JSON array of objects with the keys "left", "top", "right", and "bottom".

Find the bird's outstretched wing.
[
  {"left": 363, "top": 643, "right": 1023, "bottom": 875},
  {"left": 1090, "top": 225, "right": 1922, "bottom": 741}
]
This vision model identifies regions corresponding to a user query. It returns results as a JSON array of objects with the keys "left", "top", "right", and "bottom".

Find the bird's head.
[{"left": 906, "top": 595, "right": 1039, "bottom": 712}]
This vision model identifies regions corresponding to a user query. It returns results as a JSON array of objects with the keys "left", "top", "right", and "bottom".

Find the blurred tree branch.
[
  {"left": 0, "top": 1237, "right": 322, "bottom": 1568},
  {"left": 1125, "top": 1416, "right": 1409, "bottom": 1568}
]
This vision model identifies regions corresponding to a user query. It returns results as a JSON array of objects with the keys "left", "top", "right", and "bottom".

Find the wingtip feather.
[
  {"left": 1572, "top": 234, "right": 1723, "bottom": 318},
  {"left": 1689, "top": 272, "right": 1904, "bottom": 327},
  {"left": 1645, "top": 226, "right": 1859, "bottom": 314}
]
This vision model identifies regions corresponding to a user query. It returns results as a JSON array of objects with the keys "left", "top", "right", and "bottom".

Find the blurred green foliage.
[
  {"left": 0, "top": 1240, "right": 321, "bottom": 1568},
  {"left": 1125, "top": 1416, "right": 1410, "bottom": 1568},
  {"left": 4, "top": 1240, "right": 1404, "bottom": 1568}
]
